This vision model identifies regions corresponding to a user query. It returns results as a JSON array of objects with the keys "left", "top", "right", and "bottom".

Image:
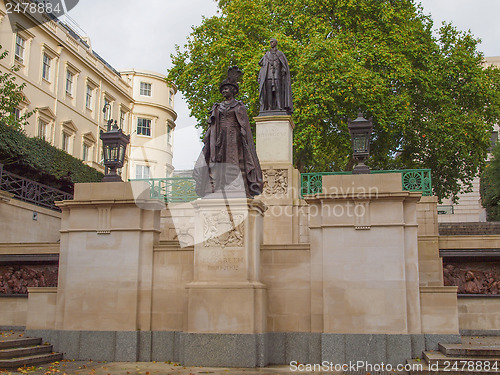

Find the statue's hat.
[{"left": 219, "top": 66, "right": 242, "bottom": 94}]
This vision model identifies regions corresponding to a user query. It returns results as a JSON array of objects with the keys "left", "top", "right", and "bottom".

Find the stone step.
[
  {"left": 408, "top": 359, "right": 500, "bottom": 374},
  {"left": 0, "top": 352, "right": 63, "bottom": 369},
  {"left": 440, "top": 342, "right": 500, "bottom": 357},
  {"left": 0, "top": 344, "right": 53, "bottom": 359},
  {"left": 424, "top": 350, "right": 500, "bottom": 367},
  {"left": 0, "top": 337, "right": 42, "bottom": 350}
]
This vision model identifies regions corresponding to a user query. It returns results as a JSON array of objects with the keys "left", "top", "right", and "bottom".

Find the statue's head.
[{"left": 270, "top": 38, "right": 278, "bottom": 48}]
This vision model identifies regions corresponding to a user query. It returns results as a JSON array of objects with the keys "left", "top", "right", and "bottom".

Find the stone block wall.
[
  {"left": 151, "top": 242, "right": 193, "bottom": 331},
  {"left": 260, "top": 244, "right": 311, "bottom": 332},
  {"left": 0, "top": 296, "right": 27, "bottom": 328},
  {"left": 439, "top": 222, "right": 500, "bottom": 236},
  {"left": 0, "top": 191, "right": 61, "bottom": 243},
  {"left": 458, "top": 297, "right": 500, "bottom": 333}
]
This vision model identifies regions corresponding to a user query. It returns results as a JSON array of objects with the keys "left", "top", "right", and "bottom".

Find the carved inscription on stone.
[
  {"left": 443, "top": 262, "right": 500, "bottom": 295},
  {"left": 263, "top": 168, "right": 288, "bottom": 196},
  {"left": 257, "top": 126, "right": 288, "bottom": 139},
  {"left": 202, "top": 212, "right": 245, "bottom": 248},
  {"left": 199, "top": 249, "right": 244, "bottom": 271}
]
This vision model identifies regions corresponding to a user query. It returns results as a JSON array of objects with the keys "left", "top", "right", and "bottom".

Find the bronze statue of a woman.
[{"left": 193, "top": 66, "right": 263, "bottom": 198}]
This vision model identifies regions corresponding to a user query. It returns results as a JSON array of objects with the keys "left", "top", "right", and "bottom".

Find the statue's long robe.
[
  {"left": 193, "top": 100, "right": 263, "bottom": 197},
  {"left": 258, "top": 49, "right": 293, "bottom": 113}
]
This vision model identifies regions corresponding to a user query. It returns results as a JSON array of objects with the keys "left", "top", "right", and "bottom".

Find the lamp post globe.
[
  {"left": 348, "top": 110, "right": 373, "bottom": 174},
  {"left": 99, "top": 105, "right": 130, "bottom": 182}
]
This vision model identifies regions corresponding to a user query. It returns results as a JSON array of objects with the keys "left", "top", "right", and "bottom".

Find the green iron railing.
[
  {"left": 300, "top": 169, "right": 432, "bottom": 197},
  {"left": 130, "top": 177, "right": 198, "bottom": 202},
  {"left": 132, "top": 169, "right": 432, "bottom": 201}
]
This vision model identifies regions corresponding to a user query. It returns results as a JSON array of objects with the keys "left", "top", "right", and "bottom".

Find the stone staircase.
[
  {"left": 0, "top": 334, "right": 63, "bottom": 369},
  {"left": 408, "top": 336, "right": 500, "bottom": 374}
]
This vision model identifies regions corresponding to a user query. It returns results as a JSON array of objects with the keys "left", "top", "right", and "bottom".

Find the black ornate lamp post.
[
  {"left": 348, "top": 110, "right": 373, "bottom": 174},
  {"left": 100, "top": 104, "right": 130, "bottom": 182}
]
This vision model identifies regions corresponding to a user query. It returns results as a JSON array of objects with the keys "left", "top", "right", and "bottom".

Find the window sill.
[{"left": 42, "top": 77, "right": 51, "bottom": 84}]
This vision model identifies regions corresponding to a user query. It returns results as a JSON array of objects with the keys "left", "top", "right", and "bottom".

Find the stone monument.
[
  {"left": 256, "top": 39, "right": 304, "bottom": 244},
  {"left": 186, "top": 67, "right": 268, "bottom": 366}
]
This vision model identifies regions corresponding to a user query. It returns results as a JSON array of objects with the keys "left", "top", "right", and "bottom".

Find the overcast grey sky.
[{"left": 68, "top": 0, "right": 500, "bottom": 171}]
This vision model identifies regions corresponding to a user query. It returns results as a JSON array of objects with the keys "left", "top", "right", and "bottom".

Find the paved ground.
[
  {"left": 0, "top": 331, "right": 406, "bottom": 375},
  {"left": 0, "top": 361, "right": 402, "bottom": 375}
]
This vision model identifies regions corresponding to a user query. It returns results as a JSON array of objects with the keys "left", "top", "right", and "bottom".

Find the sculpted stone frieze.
[
  {"left": 202, "top": 211, "right": 245, "bottom": 248},
  {"left": 0, "top": 265, "right": 58, "bottom": 295},
  {"left": 443, "top": 262, "right": 500, "bottom": 295},
  {"left": 263, "top": 168, "right": 288, "bottom": 196}
]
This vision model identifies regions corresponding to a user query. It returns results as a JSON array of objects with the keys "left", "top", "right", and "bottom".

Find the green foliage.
[
  {"left": 168, "top": 0, "right": 500, "bottom": 201},
  {"left": 0, "top": 45, "right": 34, "bottom": 129},
  {"left": 481, "top": 142, "right": 500, "bottom": 221},
  {"left": 0, "top": 122, "right": 103, "bottom": 192}
]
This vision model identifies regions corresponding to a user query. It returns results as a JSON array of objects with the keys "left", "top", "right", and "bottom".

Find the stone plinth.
[
  {"left": 255, "top": 115, "right": 294, "bottom": 164},
  {"left": 306, "top": 173, "right": 424, "bottom": 334},
  {"left": 54, "top": 182, "right": 163, "bottom": 332},
  {"left": 255, "top": 115, "right": 305, "bottom": 244},
  {"left": 186, "top": 198, "right": 267, "bottom": 334}
]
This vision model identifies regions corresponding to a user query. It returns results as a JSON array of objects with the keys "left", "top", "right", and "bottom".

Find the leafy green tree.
[
  {"left": 0, "top": 46, "right": 33, "bottom": 129},
  {"left": 480, "top": 142, "right": 500, "bottom": 221},
  {"left": 168, "top": 0, "right": 500, "bottom": 201}
]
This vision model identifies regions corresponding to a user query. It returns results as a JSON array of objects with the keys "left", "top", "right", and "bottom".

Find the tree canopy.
[{"left": 168, "top": 0, "right": 500, "bottom": 201}]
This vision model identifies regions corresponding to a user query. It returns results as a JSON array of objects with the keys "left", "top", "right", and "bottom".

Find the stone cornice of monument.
[
  {"left": 191, "top": 197, "right": 267, "bottom": 213},
  {"left": 254, "top": 114, "right": 295, "bottom": 129},
  {"left": 56, "top": 181, "right": 165, "bottom": 211}
]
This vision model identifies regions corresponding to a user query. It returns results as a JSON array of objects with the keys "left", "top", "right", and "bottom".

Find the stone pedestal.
[
  {"left": 186, "top": 198, "right": 267, "bottom": 334},
  {"left": 54, "top": 182, "right": 163, "bottom": 332},
  {"left": 306, "top": 174, "right": 424, "bottom": 335},
  {"left": 255, "top": 115, "right": 305, "bottom": 244}
]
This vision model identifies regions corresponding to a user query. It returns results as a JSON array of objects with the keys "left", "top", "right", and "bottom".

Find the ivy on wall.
[{"left": 0, "top": 122, "right": 103, "bottom": 193}]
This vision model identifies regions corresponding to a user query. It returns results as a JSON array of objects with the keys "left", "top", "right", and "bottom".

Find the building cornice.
[{"left": 134, "top": 101, "right": 177, "bottom": 120}]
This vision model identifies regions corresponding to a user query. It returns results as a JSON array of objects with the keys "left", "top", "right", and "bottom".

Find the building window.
[
  {"left": 120, "top": 110, "right": 126, "bottom": 128},
  {"left": 82, "top": 143, "right": 89, "bottom": 161},
  {"left": 66, "top": 70, "right": 74, "bottom": 95},
  {"left": 38, "top": 119, "right": 48, "bottom": 140},
  {"left": 13, "top": 108, "right": 21, "bottom": 120},
  {"left": 135, "top": 165, "right": 150, "bottom": 179},
  {"left": 42, "top": 53, "right": 51, "bottom": 81},
  {"left": 169, "top": 90, "right": 174, "bottom": 106},
  {"left": 62, "top": 133, "right": 70, "bottom": 152},
  {"left": 140, "top": 82, "right": 152, "bottom": 96},
  {"left": 137, "top": 118, "right": 151, "bottom": 136},
  {"left": 167, "top": 125, "right": 173, "bottom": 145},
  {"left": 86, "top": 85, "right": 93, "bottom": 109},
  {"left": 15, "top": 34, "right": 26, "bottom": 62},
  {"left": 104, "top": 98, "right": 111, "bottom": 121}
]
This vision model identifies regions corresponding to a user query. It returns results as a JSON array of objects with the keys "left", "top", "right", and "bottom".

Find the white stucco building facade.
[
  {"left": 0, "top": 1, "right": 177, "bottom": 180},
  {"left": 121, "top": 70, "right": 177, "bottom": 179}
]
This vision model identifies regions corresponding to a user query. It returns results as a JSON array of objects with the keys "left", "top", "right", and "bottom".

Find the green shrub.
[{"left": 0, "top": 122, "right": 103, "bottom": 193}]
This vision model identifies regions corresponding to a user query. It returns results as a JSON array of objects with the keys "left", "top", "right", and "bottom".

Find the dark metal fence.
[{"left": 0, "top": 164, "right": 73, "bottom": 211}]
